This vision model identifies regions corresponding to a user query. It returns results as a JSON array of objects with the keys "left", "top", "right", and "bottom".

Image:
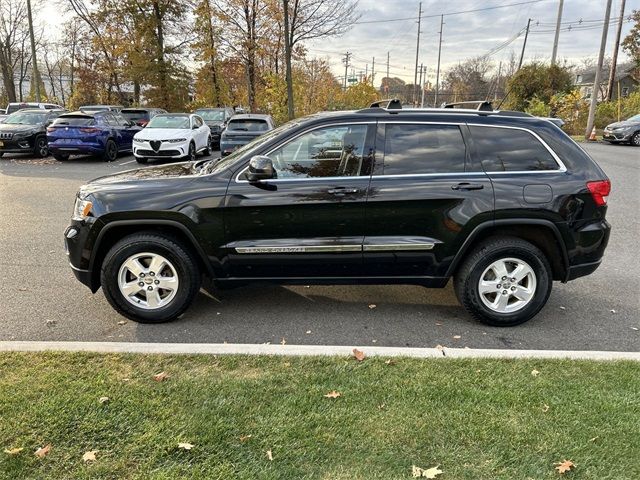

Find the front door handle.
[
  {"left": 451, "top": 182, "right": 484, "bottom": 191},
  {"left": 327, "top": 187, "right": 360, "bottom": 195}
]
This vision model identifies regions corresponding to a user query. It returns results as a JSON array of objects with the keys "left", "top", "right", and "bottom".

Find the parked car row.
[{"left": 0, "top": 102, "right": 276, "bottom": 162}]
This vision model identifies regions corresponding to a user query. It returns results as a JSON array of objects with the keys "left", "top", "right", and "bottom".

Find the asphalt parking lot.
[{"left": 0, "top": 143, "right": 638, "bottom": 351}]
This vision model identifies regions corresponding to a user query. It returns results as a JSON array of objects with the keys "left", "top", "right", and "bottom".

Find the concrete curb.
[{"left": 0, "top": 341, "right": 638, "bottom": 361}]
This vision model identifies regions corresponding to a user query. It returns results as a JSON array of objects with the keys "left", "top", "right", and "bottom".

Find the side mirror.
[{"left": 246, "top": 156, "right": 276, "bottom": 182}]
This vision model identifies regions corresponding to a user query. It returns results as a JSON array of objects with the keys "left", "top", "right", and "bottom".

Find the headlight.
[
  {"left": 613, "top": 126, "right": 631, "bottom": 131},
  {"left": 72, "top": 197, "right": 93, "bottom": 221},
  {"left": 167, "top": 138, "right": 187, "bottom": 143},
  {"left": 13, "top": 130, "right": 35, "bottom": 139}
]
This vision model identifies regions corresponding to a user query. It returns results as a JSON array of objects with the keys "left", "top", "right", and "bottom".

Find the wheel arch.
[
  {"left": 447, "top": 219, "right": 569, "bottom": 281},
  {"left": 88, "top": 219, "right": 213, "bottom": 291}
]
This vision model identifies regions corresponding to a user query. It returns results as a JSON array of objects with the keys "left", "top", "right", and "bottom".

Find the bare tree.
[
  {"left": 0, "top": 0, "right": 30, "bottom": 102},
  {"left": 282, "top": 0, "right": 359, "bottom": 119}
]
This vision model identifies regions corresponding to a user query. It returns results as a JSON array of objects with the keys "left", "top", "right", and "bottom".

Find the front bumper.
[
  {"left": 603, "top": 129, "right": 633, "bottom": 141},
  {"left": 133, "top": 140, "right": 189, "bottom": 159},
  {"left": 0, "top": 136, "right": 36, "bottom": 153},
  {"left": 64, "top": 221, "right": 99, "bottom": 291}
]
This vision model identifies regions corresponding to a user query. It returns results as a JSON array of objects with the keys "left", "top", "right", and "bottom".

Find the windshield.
[
  {"left": 228, "top": 118, "right": 269, "bottom": 132},
  {"left": 147, "top": 115, "right": 190, "bottom": 129},
  {"left": 197, "top": 110, "right": 225, "bottom": 122},
  {"left": 205, "top": 120, "right": 297, "bottom": 174},
  {"left": 627, "top": 114, "right": 640, "bottom": 122},
  {"left": 4, "top": 111, "right": 48, "bottom": 125},
  {"left": 122, "top": 111, "right": 151, "bottom": 122}
]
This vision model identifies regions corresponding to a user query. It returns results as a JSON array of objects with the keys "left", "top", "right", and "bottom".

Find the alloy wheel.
[
  {"left": 37, "top": 137, "right": 48, "bottom": 157},
  {"left": 117, "top": 252, "right": 180, "bottom": 310},
  {"left": 478, "top": 257, "right": 537, "bottom": 314}
]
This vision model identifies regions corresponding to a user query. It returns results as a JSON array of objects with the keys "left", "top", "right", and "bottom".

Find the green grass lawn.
[{"left": 0, "top": 353, "right": 638, "bottom": 479}]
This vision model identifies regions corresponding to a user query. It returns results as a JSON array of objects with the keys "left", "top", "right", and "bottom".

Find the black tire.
[
  {"left": 454, "top": 236, "right": 552, "bottom": 327},
  {"left": 204, "top": 136, "right": 213, "bottom": 156},
  {"left": 0, "top": 152, "right": 4, "bottom": 158},
  {"left": 100, "top": 233, "right": 201, "bottom": 323},
  {"left": 186, "top": 142, "right": 196, "bottom": 162},
  {"left": 34, "top": 135, "right": 49, "bottom": 158},
  {"left": 631, "top": 131, "right": 640, "bottom": 147},
  {"left": 136, "top": 157, "right": 148, "bottom": 164},
  {"left": 102, "top": 139, "right": 118, "bottom": 162},
  {"left": 53, "top": 152, "right": 69, "bottom": 161}
]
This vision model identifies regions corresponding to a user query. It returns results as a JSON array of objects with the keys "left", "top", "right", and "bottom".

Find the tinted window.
[
  {"left": 197, "top": 110, "right": 225, "bottom": 121},
  {"left": 122, "top": 110, "right": 150, "bottom": 123},
  {"left": 267, "top": 124, "right": 370, "bottom": 178},
  {"left": 193, "top": 116, "right": 203, "bottom": 127},
  {"left": 382, "top": 124, "right": 465, "bottom": 175},
  {"left": 228, "top": 119, "right": 269, "bottom": 132},
  {"left": 470, "top": 126, "right": 559, "bottom": 172},
  {"left": 53, "top": 115, "right": 95, "bottom": 126}
]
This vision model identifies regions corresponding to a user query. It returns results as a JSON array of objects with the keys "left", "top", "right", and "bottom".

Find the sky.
[
  {"left": 306, "top": 0, "right": 638, "bottom": 86},
  {"left": 40, "top": 0, "right": 637, "bottom": 87}
]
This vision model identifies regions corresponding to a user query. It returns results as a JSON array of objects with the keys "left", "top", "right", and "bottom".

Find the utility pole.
[
  {"left": 606, "top": 0, "right": 626, "bottom": 101},
  {"left": 413, "top": 2, "right": 423, "bottom": 106},
  {"left": 518, "top": 18, "right": 531, "bottom": 70},
  {"left": 371, "top": 57, "right": 375, "bottom": 85},
  {"left": 494, "top": 61, "right": 502, "bottom": 101},
  {"left": 418, "top": 63, "right": 423, "bottom": 107},
  {"left": 420, "top": 65, "right": 427, "bottom": 107},
  {"left": 551, "top": 0, "right": 564, "bottom": 65},
  {"left": 434, "top": 14, "right": 444, "bottom": 107},
  {"left": 585, "top": 0, "right": 612, "bottom": 139},
  {"left": 342, "top": 52, "right": 351, "bottom": 91},
  {"left": 26, "top": 0, "right": 40, "bottom": 102}
]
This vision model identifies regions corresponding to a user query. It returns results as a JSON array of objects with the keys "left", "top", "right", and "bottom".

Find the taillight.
[
  {"left": 46, "top": 127, "right": 55, "bottom": 133},
  {"left": 586, "top": 180, "right": 611, "bottom": 206},
  {"left": 80, "top": 128, "right": 100, "bottom": 134}
]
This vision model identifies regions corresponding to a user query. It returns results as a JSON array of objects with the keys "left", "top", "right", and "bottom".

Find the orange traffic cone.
[{"left": 588, "top": 125, "right": 597, "bottom": 141}]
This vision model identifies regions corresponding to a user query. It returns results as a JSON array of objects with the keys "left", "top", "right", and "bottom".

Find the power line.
[{"left": 353, "top": 0, "right": 549, "bottom": 25}]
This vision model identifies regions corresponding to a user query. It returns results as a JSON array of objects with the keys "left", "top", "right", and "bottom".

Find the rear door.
[
  {"left": 222, "top": 122, "right": 376, "bottom": 279},
  {"left": 363, "top": 121, "right": 494, "bottom": 279}
]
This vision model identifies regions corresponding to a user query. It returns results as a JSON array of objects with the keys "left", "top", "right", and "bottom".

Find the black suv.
[
  {"left": 65, "top": 106, "right": 611, "bottom": 326},
  {"left": 0, "top": 108, "right": 64, "bottom": 158}
]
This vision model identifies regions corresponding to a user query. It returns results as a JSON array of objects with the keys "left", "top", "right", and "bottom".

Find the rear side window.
[
  {"left": 228, "top": 119, "right": 268, "bottom": 132},
  {"left": 381, "top": 124, "right": 465, "bottom": 175},
  {"left": 470, "top": 126, "right": 559, "bottom": 172}
]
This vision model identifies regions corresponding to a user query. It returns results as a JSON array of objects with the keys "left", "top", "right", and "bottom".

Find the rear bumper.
[
  {"left": 0, "top": 137, "right": 36, "bottom": 153},
  {"left": 50, "top": 143, "right": 103, "bottom": 155},
  {"left": 564, "top": 219, "right": 611, "bottom": 282}
]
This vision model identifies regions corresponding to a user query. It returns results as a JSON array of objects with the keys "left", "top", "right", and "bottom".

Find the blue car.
[{"left": 47, "top": 110, "right": 141, "bottom": 161}]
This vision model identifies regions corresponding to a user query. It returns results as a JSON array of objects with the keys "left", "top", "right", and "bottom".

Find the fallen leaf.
[
  {"left": 266, "top": 449, "right": 273, "bottom": 461},
  {"left": 46, "top": 319, "right": 56, "bottom": 325},
  {"left": 412, "top": 465, "right": 443, "bottom": 478},
  {"left": 34, "top": 444, "right": 51, "bottom": 458},
  {"left": 631, "top": 327, "right": 638, "bottom": 331},
  {"left": 435, "top": 322, "right": 442, "bottom": 326},
  {"left": 610, "top": 309, "right": 616, "bottom": 314},
  {"left": 352, "top": 348, "right": 365, "bottom": 361},
  {"left": 18, "top": 287, "right": 27, "bottom": 292},
  {"left": 99, "top": 396, "right": 110, "bottom": 404},
  {"left": 280, "top": 337, "right": 286, "bottom": 346},
  {"left": 589, "top": 436, "right": 599, "bottom": 442},
  {"left": 542, "top": 404, "right": 550, "bottom": 412},
  {"left": 82, "top": 450, "right": 97, "bottom": 462},
  {"left": 153, "top": 371, "right": 169, "bottom": 382},
  {"left": 178, "top": 442, "right": 194, "bottom": 450},
  {"left": 239, "top": 435, "right": 252, "bottom": 442},
  {"left": 531, "top": 369, "right": 540, "bottom": 377},
  {"left": 368, "top": 304, "right": 377, "bottom": 309},
  {"left": 555, "top": 459, "right": 575, "bottom": 474},
  {"left": 435, "top": 345, "right": 444, "bottom": 351},
  {"left": 117, "top": 320, "right": 126, "bottom": 326},
  {"left": 453, "top": 335, "right": 461, "bottom": 339},
  {"left": 305, "top": 330, "right": 312, "bottom": 334},
  {"left": 372, "top": 339, "right": 377, "bottom": 343},
  {"left": 4, "top": 447, "right": 24, "bottom": 455},
  {"left": 324, "top": 390, "right": 341, "bottom": 399},
  {"left": 385, "top": 359, "right": 396, "bottom": 365},
  {"left": 378, "top": 403, "right": 385, "bottom": 410},
  {"left": 559, "top": 306, "right": 566, "bottom": 310},
  {"left": 283, "top": 362, "right": 291, "bottom": 367}
]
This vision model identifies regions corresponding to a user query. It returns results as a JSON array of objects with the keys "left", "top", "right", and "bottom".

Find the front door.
[
  {"left": 363, "top": 122, "right": 495, "bottom": 279},
  {"left": 222, "top": 122, "right": 376, "bottom": 279}
]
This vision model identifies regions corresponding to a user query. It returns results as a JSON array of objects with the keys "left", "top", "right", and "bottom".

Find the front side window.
[
  {"left": 381, "top": 124, "right": 466, "bottom": 175},
  {"left": 469, "top": 126, "right": 559, "bottom": 172},
  {"left": 193, "top": 116, "right": 203, "bottom": 128},
  {"left": 267, "top": 124, "right": 370, "bottom": 179}
]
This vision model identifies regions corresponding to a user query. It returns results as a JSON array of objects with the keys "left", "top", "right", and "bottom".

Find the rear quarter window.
[{"left": 470, "top": 126, "right": 560, "bottom": 172}]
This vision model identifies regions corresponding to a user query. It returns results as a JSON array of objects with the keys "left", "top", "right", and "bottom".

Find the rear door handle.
[
  {"left": 327, "top": 187, "right": 360, "bottom": 195},
  {"left": 451, "top": 182, "right": 484, "bottom": 191}
]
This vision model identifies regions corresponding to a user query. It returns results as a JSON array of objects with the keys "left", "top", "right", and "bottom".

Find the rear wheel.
[
  {"left": 34, "top": 135, "right": 48, "bottom": 158},
  {"left": 454, "top": 236, "right": 552, "bottom": 327},
  {"left": 53, "top": 152, "right": 69, "bottom": 161},
  {"left": 102, "top": 139, "right": 118, "bottom": 162},
  {"left": 100, "top": 233, "right": 201, "bottom": 323},
  {"left": 631, "top": 131, "right": 640, "bottom": 146}
]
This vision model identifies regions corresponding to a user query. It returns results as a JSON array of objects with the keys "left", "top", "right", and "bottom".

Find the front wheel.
[
  {"left": 100, "top": 233, "right": 201, "bottom": 323},
  {"left": 102, "top": 139, "right": 118, "bottom": 162},
  {"left": 34, "top": 136, "right": 49, "bottom": 158},
  {"left": 204, "top": 136, "right": 213, "bottom": 156},
  {"left": 454, "top": 236, "right": 552, "bottom": 327},
  {"left": 631, "top": 131, "right": 640, "bottom": 147},
  {"left": 185, "top": 142, "right": 196, "bottom": 162}
]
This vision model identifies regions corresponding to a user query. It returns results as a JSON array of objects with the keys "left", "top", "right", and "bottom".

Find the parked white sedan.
[{"left": 133, "top": 113, "right": 211, "bottom": 164}]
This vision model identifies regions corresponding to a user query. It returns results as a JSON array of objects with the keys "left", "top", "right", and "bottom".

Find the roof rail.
[
  {"left": 353, "top": 106, "right": 533, "bottom": 117},
  {"left": 369, "top": 99, "right": 402, "bottom": 109},
  {"left": 443, "top": 100, "right": 493, "bottom": 111}
]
